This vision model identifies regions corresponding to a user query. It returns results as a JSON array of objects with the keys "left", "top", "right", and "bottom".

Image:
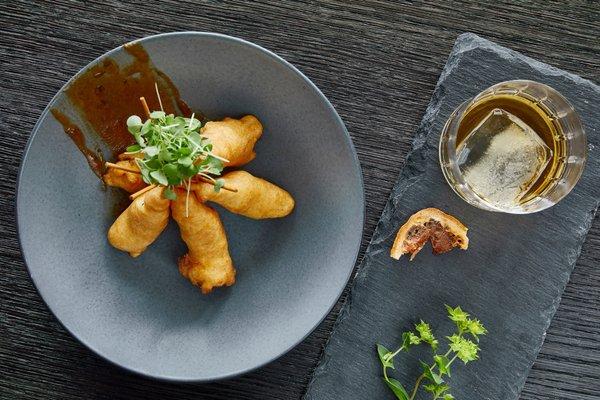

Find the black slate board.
[{"left": 304, "top": 33, "right": 600, "bottom": 400}]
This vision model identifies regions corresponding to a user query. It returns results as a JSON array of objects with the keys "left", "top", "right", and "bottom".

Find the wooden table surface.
[{"left": 1, "top": 1, "right": 599, "bottom": 399}]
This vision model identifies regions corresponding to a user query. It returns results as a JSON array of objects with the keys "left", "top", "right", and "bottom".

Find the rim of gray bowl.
[{"left": 15, "top": 31, "right": 366, "bottom": 383}]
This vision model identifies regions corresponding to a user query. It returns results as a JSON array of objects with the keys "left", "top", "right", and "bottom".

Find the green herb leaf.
[
  {"left": 213, "top": 178, "right": 225, "bottom": 193},
  {"left": 384, "top": 378, "right": 409, "bottom": 400},
  {"left": 150, "top": 170, "right": 168, "bottom": 186},
  {"left": 202, "top": 157, "right": 224, "bottom": 175},
  {"left": 424, "top": 383, "right": 450, "bottom": 397},
  {"left": 126, "top": 144, "right": 141, "bottom": 153},
  {"left": 375, "top": 306, "right": 487, "bottom": 400},
  {"left": 150, "top": 111, "right": 166, "bottom": 119},
  {"left": 140, "top": 165, "right": 151, "bottom": 184},
  {"left": 126, "top": 115, "right": 142, "bottom": 129},
  {"left": 178, "top": 156, "right": 193, "bottom": 166},
  {"left": 415, "top": 320, "right": 438, "bottom": 350},
  {"left": 402, "top": 331, "right": 421, "bottom": 349},
  {"left": 446, "top": 305, "right": 471, "bottom": 332},
  {"left": 466, "top": 318, "right": 488, "bottom": 340},
  {"left": 376, "top": 344, "right": 394, "bottom": 369},
  {"left": 446, "top": 305, "right": 469, "bottom": 323},
  {"left": 163, "top": 186, "right": 177, "bottom": 200},
  {"left": 159, "top": 148, "right": 172, "bottom": 162},
  {"left": 144, "top": 146, "right": 159, "bottom": 157},
  {"left": 187, "top": 117, "right": 201, "bottom": 131},
  {"left": 124, "top": 109, "right": 225, "bottom": 188},
  {"left": 447, "top": 334, "right": 480, "bottom": 363},
  {"left": 434, "top": 355, "right": 451, "bottom": 377},
  {"left": 188, "top": 131, "right": 202, "bottom": 148},
  {"left": 421, "top": 361, "right": 444, "bottom": 385},
  {"left": 163, "top": 163, "right": 180, "bottom": 184}
]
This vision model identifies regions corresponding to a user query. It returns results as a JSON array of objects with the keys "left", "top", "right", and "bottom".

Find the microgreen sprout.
[
  {"left": 126, "top": 111, "right": 225, "bottom": 199},
  {"left": 376, "top": 305, "right": 487, "bottom": 400}
]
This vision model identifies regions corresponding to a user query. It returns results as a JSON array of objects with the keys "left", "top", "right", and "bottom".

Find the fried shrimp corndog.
[
  {"left": 108, "top": 186, "right": 170, "bottom": 257},
  {"left": 102, "top": 159, "right": 146, "bottom": 193},
  {"left": 202, "top": 115, "right": 263, "bottom": 167},
  {"left": 171, "top": 189, "right": 236, "bottom": 293},
  {"left": 194, "top": 170, "right": 294, "bottom": 219}
]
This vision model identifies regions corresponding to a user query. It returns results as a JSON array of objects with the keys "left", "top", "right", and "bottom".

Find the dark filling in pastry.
[{"left": 404, "top": 219, "right": 462, "bottom": 255}]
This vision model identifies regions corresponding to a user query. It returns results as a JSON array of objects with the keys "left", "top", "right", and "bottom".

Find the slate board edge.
[{"left": 303, "top": 32, "right": 600, "bottom": 399}]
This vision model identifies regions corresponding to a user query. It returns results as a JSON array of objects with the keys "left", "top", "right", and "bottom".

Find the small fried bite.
[
  {"left": 108, "top": 186, "right": 170, "bottom": 257},
  {"left": 171, "top": 190, "right": 236, "bottom": 293},
  {"left": 102, "top": 159, "right": 146, "bottom": 193},
  {"left": 202, "top": 115, "right": 263, "bottom": 167},
  {"left": 194, "top": 170, "right": 294, "bottom": 219}
]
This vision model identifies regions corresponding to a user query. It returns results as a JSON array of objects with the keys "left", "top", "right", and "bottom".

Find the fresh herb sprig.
[
  {"left": 125, "top": 111, "right": 225, "bottom": 199},
  {"left": 376, "top": 306, "right": 487, "bottom": 400}
]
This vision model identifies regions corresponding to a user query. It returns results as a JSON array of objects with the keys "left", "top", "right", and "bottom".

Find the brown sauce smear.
[
  {"left": 50, "top": 109, "right": 105, "bottom": 178},
  {"left": 51, "top": 41, "right": 194, "bottom": 177}
]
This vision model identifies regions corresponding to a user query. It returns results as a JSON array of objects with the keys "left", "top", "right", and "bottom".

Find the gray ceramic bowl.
[{"left": 16, "top": 32, "right": 364, "bottom": 381}]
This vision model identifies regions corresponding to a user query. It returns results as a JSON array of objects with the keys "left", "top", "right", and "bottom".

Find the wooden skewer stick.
[
  {"left": 139, "top": 96, "right": 151, "bottom": 119},
  {"left": 196, "top": 176, "right": 238, "bottom": 193},
  {"left": 105, "top": 162, "right": 237, "bottom": 193},
  {"left": 105, "top": 162, "right": 140, "bottom": 174},
  {"left": 154, "top": 82, "right": 164, "bottom": 112},
  {"left": 129, "top": 184, "right": 157, "bottom": 200}
]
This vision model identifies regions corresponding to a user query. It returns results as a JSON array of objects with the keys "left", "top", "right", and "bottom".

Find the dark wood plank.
[{"left": 0, "top": 1, "right": 598, "bottom": 399}]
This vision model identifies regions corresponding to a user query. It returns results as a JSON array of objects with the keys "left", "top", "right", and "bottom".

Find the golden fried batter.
[
  {"left": 171, "top": 189, "right": 236, "bottom": 293},
  {"left": 202, "top": 115, "right": 263, "bottom": 167},
  {"left": 102, "top": 159, "right": 147, "bottom": 193},
  {"left": 105, "top": 116, "right": 263, "bottom": 192},
  {"left": 194, "top": 170, "right": 294, "bottom": 219},
  {"left": 108, "top": 186, "right": 170, "bottom": 257}
]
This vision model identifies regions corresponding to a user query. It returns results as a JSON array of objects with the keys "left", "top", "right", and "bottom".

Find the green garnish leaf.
[
  {"left": 424, "top": 383, "right": 450, "bottom": 397},
  {"left": 125, "top": 109, "right": 223, "bottom": 198},
  {"left": 415, "top": 320, "right": 438, "bottom": 350},
  {"left": 402, "top": 331, "right": 421, "bottom": 349},
  {"left": 202, "top": 157, "right": 224, "bottom": 175},
  {"left": 213, "top": 178, "right": 225, "bottom": 193},
  {"left": 126, "top": 144, "right": 141, "bottom": 153},
  {"left": 178, "top": 156, "right": 193, "bottom": 167},
  {"left": 150, "top": 170, "right": 168, "bottom": 186},
  {"left": 375, "top": 306, "right": 487, "bottom": 400},
  {"left": 150, "top": 110, "right": 166, "bottom": 119},
  {"left": 159, "top": 148, "right": 172, "bottom": 162},
  {"left": 466, "top": 318, "right": 487, "bottom": 340},
  {"left": 421, "top": 361, "right": 444, "bottom": 385},
  {"left": 163, "top": 163, "right": 180, "bottom": 184},
  {"left": 126, "top": 115, "right": 142, "bottom": 128},
  {"left": 434, "top": 355, "right": 451, "bottom": 377},
  {"left": 447, "top": 334, "right": 480, "bottom": 363},
  {"left": 376, "top": 344, "right": 394, "bottom": 370},
  {"left": 144, "top": 146, "right": 159, "bottom": 157},
  {"left": 384, "top": 378, "right": 409, "bottom": 400},
  {"left": 188, "top": 131, "right": 202, "bottom": 148},
  {"left": 163, "top": 186, "right": 177, "bottom": 200},
  {"left": 187, "top": 117, "right": 201, "bottom": 130}
]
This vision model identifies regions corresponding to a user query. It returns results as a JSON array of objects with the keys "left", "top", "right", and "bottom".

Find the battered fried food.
[
  {"left": 105, "top": 115, "right": 263, "bottom": 192},
  {"left": 390, "top": 208, "right": 468, "bottom": 261},
  {"left": 102, "top": 159, "right": 146, "bottom": 193},
  {"left": 108, "top": 186, "right": 170, "bottom": 257},
  {"left": 171, "top": 189, "right": 236, "bottom": 293},
  {"left": 202, "top": 115, "right": 263, "bottom": 167},
  {"left": 194, "top": 170, "right": 294, "bottom": 219}
]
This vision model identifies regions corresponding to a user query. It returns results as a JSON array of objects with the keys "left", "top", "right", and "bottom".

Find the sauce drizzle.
[
  {"left": 50, "top": 109, "right": 105, "bottom": 178},
  {"left": 51, "top": 42, "right": 194, "bottom": 178}
]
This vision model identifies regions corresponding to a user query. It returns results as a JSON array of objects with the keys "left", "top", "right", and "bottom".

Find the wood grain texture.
[{"left": 0, "top": 1, "right": 598, "bottom": 399}]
